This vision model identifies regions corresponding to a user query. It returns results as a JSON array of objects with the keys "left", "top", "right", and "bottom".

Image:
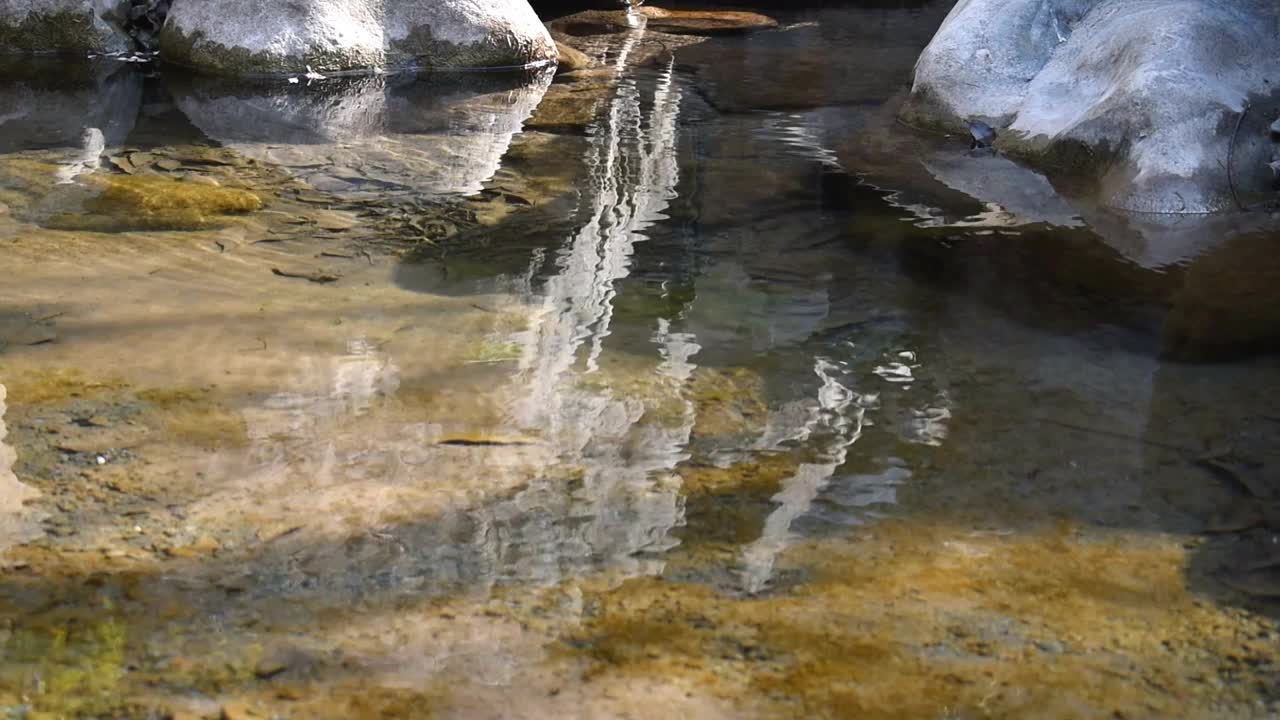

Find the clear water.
[{"left": 1, "top": 4, "right": 1278, "bottom": 718}]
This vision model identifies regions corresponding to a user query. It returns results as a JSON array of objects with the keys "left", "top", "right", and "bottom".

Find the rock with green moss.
[
  {"left": 0, "top": 0, "right": 131, "bottom": 53},
  {"left": 45, "top": 174, "right": 262, "bottom": 231},
  {"left": 158, "top": 0, "right": 556, "bottom": 77}
]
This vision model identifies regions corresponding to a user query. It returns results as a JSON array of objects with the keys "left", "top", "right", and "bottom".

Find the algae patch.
[
  {"left": 1, "top": 616, "right": 128, "bottom": 717},
  {"left": 677, "top": 453, "right": 800, "bottom": 546},
  {"left": 564, "top": 521, "right": 1280, "bottom": 719},
  {"left": 0, "top": 367, "right": 127, "bottom": 406},
  {"left": 48, "top": 175, "right": 262, "bottom": 232},
  {"left": 136, "top": 386, "right": 248, "bottom": 450}
]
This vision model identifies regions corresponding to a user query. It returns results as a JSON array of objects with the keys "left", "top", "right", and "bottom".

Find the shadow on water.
[{"left": 1, "top": 1, "right": 1279, "bottom": 716}]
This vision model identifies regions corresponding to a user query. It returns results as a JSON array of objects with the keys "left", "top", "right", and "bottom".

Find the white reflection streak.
[
  {"left": 513, "top": 46, "right": 681, "bottom": 431},
  {"left": 497, "top": 44, "right": 689, "bottom": 580},
  {"left": 739, "top": 357, "right": 864, "bottom": 594}
]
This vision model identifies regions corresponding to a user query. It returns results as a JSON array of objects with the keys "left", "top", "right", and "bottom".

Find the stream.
[{"left": 1, "top": 2, "right": 1278, "bottom": 718}]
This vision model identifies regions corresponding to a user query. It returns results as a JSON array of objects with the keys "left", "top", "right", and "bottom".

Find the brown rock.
[
  {"left": 165, "top": 536, "right": 218, "bottom": 559},
  {"left": 554, "top": 40, "right": 596, "bottom": 73},
  {"left": 221, "top": 700, "right": 260, "bottom": 720},
  {"left": 525, "top": 82, "right": 611, "bottom": 133},
  {"left": 638, "top": 7, "right": 778, "bottom": 35},
  {"left": 548, "top": 7, "right": 776, "bottom": 37}
]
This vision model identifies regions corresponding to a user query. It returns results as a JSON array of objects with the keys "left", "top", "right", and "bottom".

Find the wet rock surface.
[
  {"left": 904, "top": 0, "right": 1280, "bottom": 214},
  {"left": 0, "top": 0, "right": 131, "bottom": 53},
  {"left": 159, "top": 0, "right": 556, "bottom": 76}
]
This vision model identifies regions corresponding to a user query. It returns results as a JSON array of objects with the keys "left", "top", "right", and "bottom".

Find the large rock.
[
  {"left": 904, "top": 0, "right": 1280, "bottom": 214},
  {"left": 160, "top": 0, "right": 556, "bottom": 76},
  {"left": 0, "top": 0, "right": 130, "bottom": 53}
]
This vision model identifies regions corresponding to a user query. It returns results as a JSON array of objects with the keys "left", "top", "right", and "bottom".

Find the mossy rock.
[
  {"left": 0, "top": 5, "right": 130, "bottom": 54},
  {"left": 47, "top": 174, "right": 262, "bottom": 232}
]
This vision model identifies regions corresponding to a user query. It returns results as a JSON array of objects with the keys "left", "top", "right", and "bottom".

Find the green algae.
[
  {"left": 1, "top": 615, "right": 128, "bottom": 718},
  {"left": 0, "top": 368, "right": 127, "bottom": 406},
  {"left": 47, "top": 175, "right": 262, "bottom": 233},
  {"left": 677, "top": 453, "right": 799, "bottom": 546},
  {"left": 136, "top": 386, "right": 248, "bottom": 450},
  {"left": 563, "top": 521, "right": 1280, "bottom": 719},
  {"left": 463, "top": 338, "right": 522, "bottom": 364}
]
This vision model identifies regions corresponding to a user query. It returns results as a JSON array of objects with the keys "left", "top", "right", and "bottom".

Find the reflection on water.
[
  {"left": 172, "top": 69, "right": 554, "bottom": 198},
  {"left": 0, "top": 3, "right": 1278, "bottom": 717},
  {"left": 0, "top": 60, "right": 141, "bottom": 154}
]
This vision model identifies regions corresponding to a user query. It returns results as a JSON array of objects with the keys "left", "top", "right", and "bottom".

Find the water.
[{"left": 1, "top": 4, "right": 1279, "bottom": 718}]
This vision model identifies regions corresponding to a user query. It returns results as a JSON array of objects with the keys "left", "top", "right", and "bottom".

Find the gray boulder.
[
  {"left": 159, "top": 0, "right": 556, "bottom": 76},
  {"left": 0, "top": 0, "right": 130, "bottom": 53},
  {"left": 905, "top": 0, "right": 1280, "bottom": 214}
]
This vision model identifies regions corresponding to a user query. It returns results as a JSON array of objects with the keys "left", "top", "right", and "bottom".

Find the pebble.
[
  {"left": 221, "top": 700, "right": 261, "bottom": 720},
  {"left": 254, "top": 655, "right": 290, "bottom": 679}
]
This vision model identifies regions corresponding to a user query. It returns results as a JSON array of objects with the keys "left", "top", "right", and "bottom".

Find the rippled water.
[{"left": 1, "top": 3, "right": 1279, "bottom": 719}]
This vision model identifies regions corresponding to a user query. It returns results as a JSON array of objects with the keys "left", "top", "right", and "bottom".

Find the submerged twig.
[
  {"left": 271, "top": 267, "right": 341, "bottom": 284},
  {"left": 1034, "top": 417, "right": 1190, "bottom": 453},
  {"left": 1227, "top": 101, "right": 1249, "bottom": 211}
]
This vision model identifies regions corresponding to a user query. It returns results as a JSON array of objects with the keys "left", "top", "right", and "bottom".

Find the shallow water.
[{"left": 2, "top": 3, "right": 1279, "bottom": 719}]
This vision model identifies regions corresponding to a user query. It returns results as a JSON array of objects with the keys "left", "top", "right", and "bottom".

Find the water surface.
[{"left": 1, "top": 4, "right": 1279, "bottom": 719}]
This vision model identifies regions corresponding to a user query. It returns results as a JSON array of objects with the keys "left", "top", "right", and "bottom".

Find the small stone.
[
  {"left": 256, "top": 524, "right": 303, "bottom": 543},
  {"left": 221, "top": 700, "right": 260, "bottom": 720},
  {"left": 127, "top": 151, "right": 155, "bottom": 168},
  {"left": 254, "top": 655, "right": 290, "bottom": 679},
  {"left": 191, "top": 535, "right": 220, "bottom": 553}
]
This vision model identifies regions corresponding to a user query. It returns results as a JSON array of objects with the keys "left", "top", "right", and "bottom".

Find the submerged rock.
[
  {"left": 44, "top": 174, "right": 262, "bottom": 231},
  {"left": 904, "top": 0, "right": 1280, "bottom": 214},
  {"left": 0, "top": 0, "right": 131, "bottom": 53},
  {"left": 159, "top": 0, "right": 556, "bottom": 76}
]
